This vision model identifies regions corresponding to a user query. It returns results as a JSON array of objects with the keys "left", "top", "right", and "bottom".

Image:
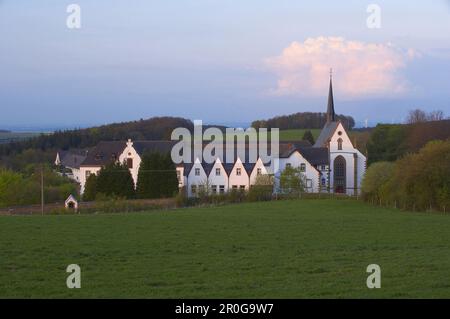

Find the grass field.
[{"left": 1, "top": 199, "right": 450, "bottom": 298}]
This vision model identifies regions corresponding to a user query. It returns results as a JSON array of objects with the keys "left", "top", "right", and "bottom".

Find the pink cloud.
[{"left": 265, "top": 37, "right": 417, "bottom": 98}]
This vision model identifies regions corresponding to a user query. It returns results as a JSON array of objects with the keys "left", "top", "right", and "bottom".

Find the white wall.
[
  {"left": 207, "top": 159, "right": 228, "bottom": 194},
  {"left": 278, "top": 151, "right": 320, "bottom": 193},
  {"left": 118, "top": 140, "right": 142, "bottom": 187},
  {"left": 187, "top": 158, "right": 208, "bottom": 197},
  {"left": 328, "top": 122, "right": 367, "bottom": 195},
  {"left": 228, "top": 158, "right": 250, "bottom": 190},
  {"left": 249, "top": 158, "right": 268, "bottom": 185},
  {"left": 79, "top": 166, "right": 102, "bottom": 194}
]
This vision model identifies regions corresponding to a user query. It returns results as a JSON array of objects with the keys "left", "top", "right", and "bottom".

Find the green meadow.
[
  {"left": 1, "top": 199, "right": 449, "bottom": 298},
  {"left": 279, "top": 129, "right": 321, "bottom": 141}
]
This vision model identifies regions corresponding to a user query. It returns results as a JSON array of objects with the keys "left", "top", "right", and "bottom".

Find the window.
[
  {"left": 216, "top": 168, "right": 221, "bottom": 176},
  {"left": 239, "top": 185, "right": 245, "bottom": 190},
  {"left": 321, "top": 178, "right": 326, "bottom": 186},
  {"left": 300, "top": 163, "right": 306, "bottom": 172},
  {"left": 321, "top": 165, "right": 327, "bottom": 171},
  {"left": 257, "top": 168, "right": 262, "bottom": 175},
  {"left": 337, "top": 138, "right": 343, "bottom": 150},
  {"left": 232, "top": 185, "right": 238, "bottom": 190},
  {"left": 236, "top": 168, "right": 242, "bottom": 176},
  {"left": 85, "top": 170, "right": 91, "bottom": 178},
  {"left": 127, "top": 158, "right": 133, "bottom": 169},
  {"left": 219, "top": 185, "right": 225, "bottom": 193},
  {"left": 286, "top": 163, "right": 291, "bottom": 168},
  {"left": 306, "top": 179, "right": 312, "bottom": 188},
  {"left": 211, "top": 185, "right": 217, "bottom": 194},
  {"left": 191, "top": 185, "right": 197, "bottom": 194},
  {"left": 195, "top": 168, "right": 200, "bottom": 176}
]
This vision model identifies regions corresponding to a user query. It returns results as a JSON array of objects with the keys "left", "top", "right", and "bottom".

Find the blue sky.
[{"left": 1, "top": 0, "right": 449, "bottom": 129}]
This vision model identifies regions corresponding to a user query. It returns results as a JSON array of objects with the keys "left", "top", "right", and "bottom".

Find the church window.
[
  {"left": 127, "top": 158, "right": 133, "bottom": 169},
  {"left": 337, "top": 138, "right": 343, "bottom": 150}
]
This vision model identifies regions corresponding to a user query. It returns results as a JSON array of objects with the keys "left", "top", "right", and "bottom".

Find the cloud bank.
[{"left": 266, "top": 37, "right": 417, "bottom": 98}]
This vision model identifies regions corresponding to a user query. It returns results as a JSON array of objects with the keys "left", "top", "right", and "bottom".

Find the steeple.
[{"left": 327, "top": 69, "right": 335, "bottom": 123}]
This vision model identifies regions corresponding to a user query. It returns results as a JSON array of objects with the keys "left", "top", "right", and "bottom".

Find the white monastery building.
[{"left": 56, "top": 76, "right": 366, "bottom": 196}]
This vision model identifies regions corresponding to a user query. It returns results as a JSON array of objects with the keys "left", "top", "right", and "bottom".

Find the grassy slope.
[
  {"left": 1, "top": 199, "right": 450, "bottom": 298},
  {"left": 279, "top": 129, "right": 321, "bottom": 141}
]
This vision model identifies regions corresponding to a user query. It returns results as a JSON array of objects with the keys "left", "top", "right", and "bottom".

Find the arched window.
[
  {"left": 333, "top": 155, "right": 346, "bottom": 193},
  {"left": 337, "top": 138, "right": 343, "bottom": 150}
]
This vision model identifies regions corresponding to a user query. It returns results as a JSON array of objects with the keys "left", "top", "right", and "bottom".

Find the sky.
[{"left": 1, "top": 0, "right": 450, "bottom": 129}]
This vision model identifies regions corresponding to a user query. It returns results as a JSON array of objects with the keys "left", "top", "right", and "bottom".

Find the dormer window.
[{"left": 337, "top": 138, "right": 343, "bottom": 150}]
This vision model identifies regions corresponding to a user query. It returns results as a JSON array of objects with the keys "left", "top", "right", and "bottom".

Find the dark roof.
[
  {"left": 132, "top": 140, "right": 177, "bottom": 156},
  {"left": 80, "top": 141, "right": 126, "bottom": 167},
  {"left": 57, "top": 150, "right": 87, "bottom": 169},
  {"left": 297, "top": 147, "right": 329, "bottom": 166},
  {"left": 327, "top": 76, "right": 335, "bottom": 122},
  {"left": 314, "top": 121, "right": 339, "bottom": 148}
]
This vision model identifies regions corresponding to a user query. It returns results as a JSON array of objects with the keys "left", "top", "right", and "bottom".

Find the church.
[{"left": 56, "top": 76, "right": 366, "bottom": 196}]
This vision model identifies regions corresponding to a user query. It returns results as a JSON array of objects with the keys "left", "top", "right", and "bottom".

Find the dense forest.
[
  {"left": 0, "top": 117, "right": 194, "bottom": 157},
  {"left": 251, "top": 112, "right": 355, "bottom": 130},
  {"left": 366, "top": 119, "right": 450, "bottom": 164}
]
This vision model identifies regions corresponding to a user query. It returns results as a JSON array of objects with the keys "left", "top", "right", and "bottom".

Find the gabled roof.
[
  {"left": 80, "top": 141, "right": 126, "bottom": 167},
  {"left": 57, "top": 150, "right": 88, "bottom": 169},
  {"left": 313, "top": 121, "right": 339, "bottom": 148},
  {"left": 297, "top": 147, "right": 329, "bottom": 166},
  {"left": 132, "top": 140, "right": 177, "bottom": 156}
]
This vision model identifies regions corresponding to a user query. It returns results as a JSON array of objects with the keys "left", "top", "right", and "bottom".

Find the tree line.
[
  {"left": 0, "top": 117, "right": 194, "bottom": 157},
  {"left": 361, "top": 139, "right": 450, "bottom": 212},
  {"left": 251, "top": 112, "right": 355, "bottom": 130},
  {"left": 366, "top": 118, "right": 450, "bottom": 164}
]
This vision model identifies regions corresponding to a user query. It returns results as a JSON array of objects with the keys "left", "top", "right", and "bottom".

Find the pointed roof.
[
  {"left": 314, "top": 71, "right": 339, "bottom": 148},
  {"left": 327, "top": 72, "right": 335, "bottom": 123}
]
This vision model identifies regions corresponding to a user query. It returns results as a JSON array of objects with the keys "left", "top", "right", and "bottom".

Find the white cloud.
[{"left": 265, "top": 37, "right": 418, "bottom": 98}]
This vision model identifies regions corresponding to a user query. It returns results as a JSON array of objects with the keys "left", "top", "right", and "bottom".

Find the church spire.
[{"left": 327, "top": 68, "right": 335, "bottom": 123}]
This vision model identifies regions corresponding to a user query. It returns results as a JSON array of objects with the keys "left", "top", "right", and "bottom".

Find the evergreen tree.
[
  {"left": 83, "top": 174, "right": 97, "bottom": 201},
  {"left": 137, "top": 152, "right": 178, "bottom": 199},
  {"left": 302, "top": 130, "right": 315, "bottom": 145},
  {"left": 96, "top": 162, "right": 135, "bottom": 199}
]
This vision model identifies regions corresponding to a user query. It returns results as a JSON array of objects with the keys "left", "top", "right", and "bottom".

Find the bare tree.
[
  {"left": 406, "top": 109, "right": 427, "bottom": 124},
  {"left": 427, "top": 110, "right": 444, "bottom": 121}
]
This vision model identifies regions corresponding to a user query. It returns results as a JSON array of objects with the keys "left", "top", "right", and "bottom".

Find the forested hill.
[
  {"left": 251, "top": 112, "right": 355, "bottom": 130},
  {"left": 0, "top": 117, "right": 195, "bottom": 156}
]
